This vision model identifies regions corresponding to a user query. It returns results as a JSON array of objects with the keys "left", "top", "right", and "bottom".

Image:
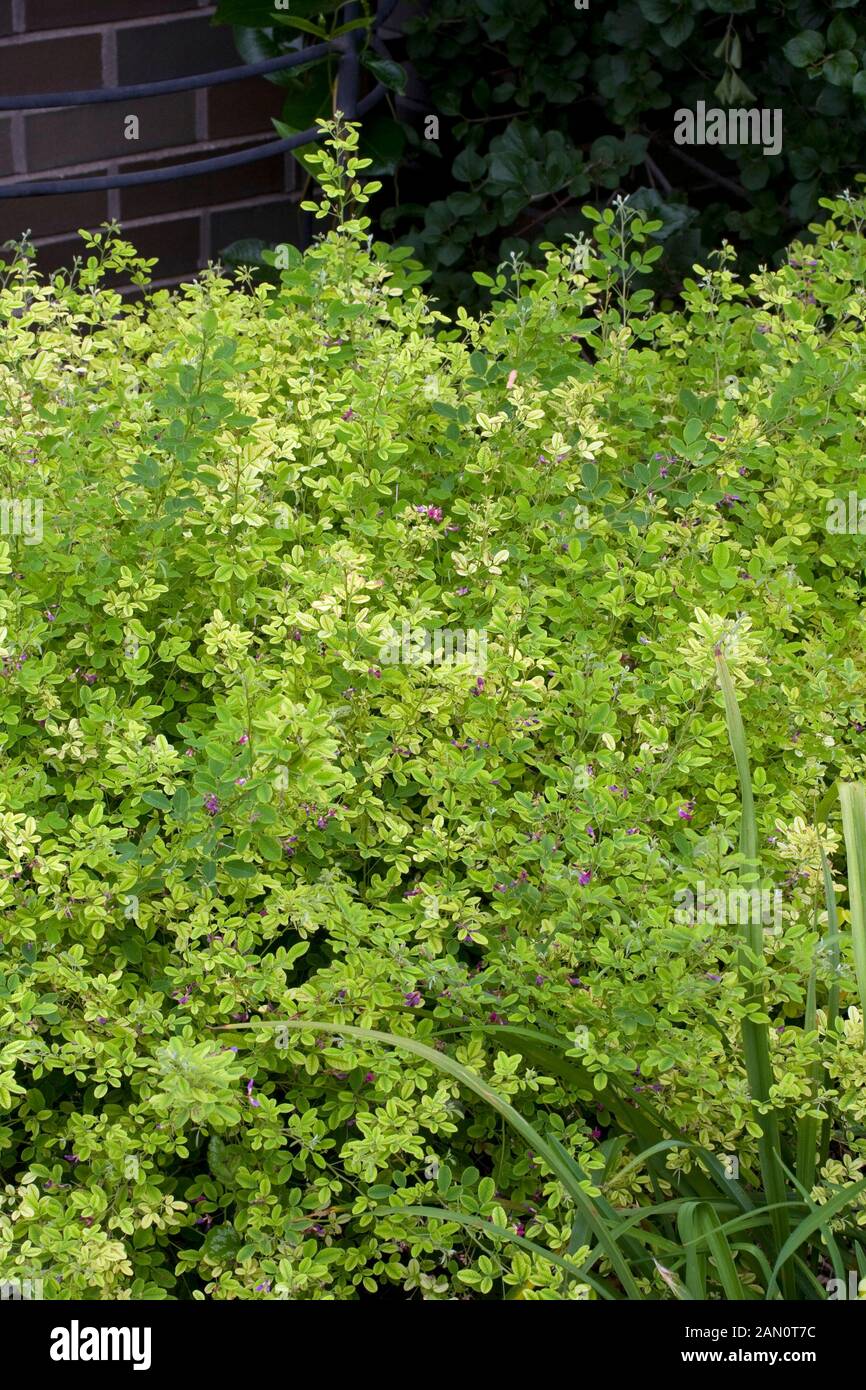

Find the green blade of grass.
[
  {"left": 468, "top": 1023, "right": 735, "bottom": 1206},
  {"left": 795, "top": 943, "right": 820, "bottom": 1192},
  {"left": 221, "top": 1017, "right": 643, "bottom": 1298},
  {"left": 766, "top": 1175, "right": 866, "bottom": 1298},
  {"left": 679, "top": 1201, "right": 747, "bottom": 1300},
  {"left": 818, "top": 841, "right": 841, "bottom": 1169},
  {"left": 839, "top": 782, "right": 866, "bottom": 1047},
  {"left": 371, "top": 1204, "right": 616, "bottom": 1299},
  {"left": 716, "top": 652, "right": 792, "bottom": 1292}
]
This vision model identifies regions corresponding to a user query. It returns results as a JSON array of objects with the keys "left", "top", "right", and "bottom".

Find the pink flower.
[
  {"left": 238, "top": 732, "right": 249, "bottom": 745},
  {"left": 578, "top": 869, "right": 592, "bottom": 886}
]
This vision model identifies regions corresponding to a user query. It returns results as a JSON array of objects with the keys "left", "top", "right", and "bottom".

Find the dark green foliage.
[{"left": 216, "top": 0, "right": 866, "bottom": 305}]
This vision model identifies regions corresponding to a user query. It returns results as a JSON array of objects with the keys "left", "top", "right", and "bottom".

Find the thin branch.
[
  {"left": 644, "top": 153, "right": 672, "bottom": 196},
  {"left": 663, "top": 142, "right": 746, "bottom": 200}
]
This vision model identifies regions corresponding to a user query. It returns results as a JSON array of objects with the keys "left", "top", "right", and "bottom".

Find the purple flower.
[
  {"left": 677, "top": 800, "right": 696, "bottom": 822},
  {"left": 204, "top": 794, "right": 219, "bottom": 816},
  {"left": 404, "top": 991, "right": 423, "bottom": 1007},
  {"left": 364, "top": 1071, "right": 376, "bottom": 1083},
  {"left": 591, "top": 1126, "right": 603, "bottom": 1141},
  {"left": 238, "top": 732, "right": 249, "bottom": 745},
  {"left": 705, "top": 973, "right": 722, "bottom": 982},
  {"left": 246, "top": 1078, "right": 261, "bottom": 1109},
  {"left": 578, "top": 869, "right": 592, "bottom": 886},
  {"left": 455, "top": 586, "right": 469, "bottom": 596},
  {"left": 342, "top": 408, "right": 355, "bottom": 421},
  {"left": 534, "top": 974, "right": 545, "bottom": 986}
]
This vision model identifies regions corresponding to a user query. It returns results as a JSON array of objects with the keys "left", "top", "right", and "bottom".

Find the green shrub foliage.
[
  {"left": 217, "top": 0, "right": 866, "bottom": 302},
  {"left": 3, "top": 127, "right": 866, "bottom": 1300}
]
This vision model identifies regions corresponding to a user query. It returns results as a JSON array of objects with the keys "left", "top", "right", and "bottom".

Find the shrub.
[
  {"left": 217, "top": 0, "right": 866, "bottom": 303},
  {"left": 3, "top": 126, "right": 866, "bottom": 1299}
]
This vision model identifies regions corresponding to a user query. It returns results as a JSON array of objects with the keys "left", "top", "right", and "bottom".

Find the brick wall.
[{"left": 0, "top": 0, "right": 302, "bottom": 289}]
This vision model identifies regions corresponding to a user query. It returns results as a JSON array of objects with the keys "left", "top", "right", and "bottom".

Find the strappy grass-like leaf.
[
  {"left": 678, "top": 1201, "right": 748, "bottom": 1300},
  {"left": 220, "top": 1017, "right": 642, "bottom": 1297},
  {"left": 370, "top": 1203, "right": 614, "bottom": 1298},
  {"left": 818, "top": 841, "right": 841, "bottom": 1170},
  {"left": 840, "top": 782, "right": 866, "bottom": 1045},
  {"left": 766, "top": 1175, "right": 866, "bottom": 1298},
  {"left": 716, "top": 652, "right": 792, "bottom": 1291}
]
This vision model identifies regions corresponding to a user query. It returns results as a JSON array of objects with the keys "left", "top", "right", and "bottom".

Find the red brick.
[
  {"left": 0, "top": 180, "right": 109, "bottom": 244},
  {"left": 0, "top": 34, "right": 102, "bottom": 98},
  {"left": 208, "top": 75, "right": 284, "bottom": 141},
  {"left": 119, "top": 141, "right": 285, "bottom": 221},
  {"left": 25, "top": 92, "right": 197, "bottom": 171},
  {"left": 0, "top": 118, "right": 13, "bottom": 179},
  {"left": 24, "top": 0, "right": 192, "bottom": 28},
  {"left": 116, "top": 213, "right": 202, "bottom": 282},
  {"left": 116, "top": 16, "right": 241, "bottom": 84},
  {"left": 37, "top": 212, "right": 201, "bottom": 283},
  {"left": 209, "top": 198, "right": 302, "bottom": 260}
]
